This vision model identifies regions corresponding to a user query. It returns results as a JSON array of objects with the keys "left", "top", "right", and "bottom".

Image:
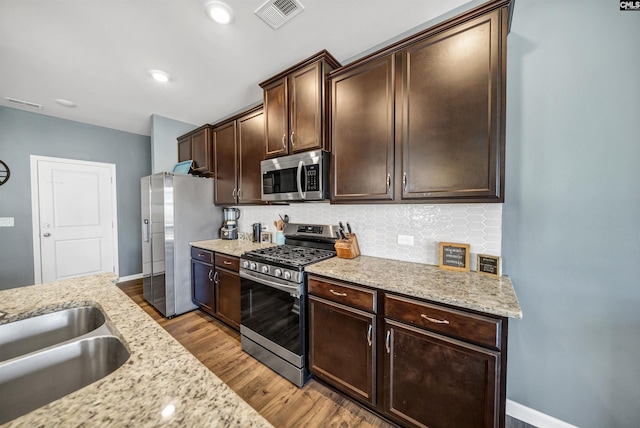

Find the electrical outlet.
[
  {"left": 397, "top": 234, "right": 414, "bottom": 245},
  {"left": 0, "top": 217, "right": 14, "bottom": 227}
]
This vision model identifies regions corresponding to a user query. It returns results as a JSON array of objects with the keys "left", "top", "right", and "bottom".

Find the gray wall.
[
  {"left": 0, "top": 106, "right": 151, "bottom": 289},
  {"left": 503, "top": 1, "right": 640, "bottom": 427},
  {"left": 150, "top": 114, "right": 196, "bottom": 174}
]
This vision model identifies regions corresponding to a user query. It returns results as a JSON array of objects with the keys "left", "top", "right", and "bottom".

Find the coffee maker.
[{"left": 221, "top": 207, "right": 240, "bottom": 240}]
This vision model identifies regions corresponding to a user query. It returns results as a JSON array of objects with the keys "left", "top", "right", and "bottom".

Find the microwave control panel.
[{"left": 306, "top": 165, "right": 319, "bottom": 191}]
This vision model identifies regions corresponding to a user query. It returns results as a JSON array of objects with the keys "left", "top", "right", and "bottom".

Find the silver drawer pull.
[
  {"left": 198, "top": 253, "right": 206, "bottom": 257},
  {"left": 421, "top": 314, "right": 450, "bottom": 324},
  {"left": 385, "top": 330, "right": 391, "bottom": 354},
  {"left": 223, "top": 261, "right": 232, "bottom": 265},
  {"left": 367, "top": 325, "right": 373, "bottom": 347},
  {"left": 329, "top": 289, "right": 347, "bottom": 297}
]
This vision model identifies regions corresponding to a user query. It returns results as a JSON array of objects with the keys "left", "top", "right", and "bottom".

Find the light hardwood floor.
[{"left": 118, "top": 280, "right": 394, "bottom": 428}]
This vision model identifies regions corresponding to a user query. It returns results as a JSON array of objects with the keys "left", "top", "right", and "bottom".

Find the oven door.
[{"left": 239, "top": 269, "right": 305, "bottom": 363}]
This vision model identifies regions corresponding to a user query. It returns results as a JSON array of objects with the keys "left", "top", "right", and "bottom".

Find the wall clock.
[{"left": 0, "top": 160, "right": 10, "bottom": 186}]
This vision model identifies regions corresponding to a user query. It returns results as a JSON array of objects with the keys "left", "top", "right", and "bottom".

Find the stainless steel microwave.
[{"left": 261, "top": 150, "right": 330, "bottom": 202}]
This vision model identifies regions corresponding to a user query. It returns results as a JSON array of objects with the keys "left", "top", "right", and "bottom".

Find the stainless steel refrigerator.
[{"left": 141, "top": 172, "right": 220, "bottom": 318}]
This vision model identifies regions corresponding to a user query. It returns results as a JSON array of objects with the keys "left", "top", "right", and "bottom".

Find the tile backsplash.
[{"left": 231, "top": 203, "right": 502, "bottom": 271}]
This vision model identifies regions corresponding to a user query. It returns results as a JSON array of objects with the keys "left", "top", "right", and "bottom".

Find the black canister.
[{"left": 252, "top": 223, "right": 261, "bottom": 242}]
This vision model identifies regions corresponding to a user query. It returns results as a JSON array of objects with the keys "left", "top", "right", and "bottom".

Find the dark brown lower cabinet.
[
  {"left": 383, "top": 318, "right": 500, "bottom": 428},
  {"left": 192, "top": 255, "right": 215, "bottom": 315},
  {"left": 309, "top": 295, "right": 376, "bottom": 405},
  {"left": 214, "top": 267, "right": 241, "bottom": 330}
]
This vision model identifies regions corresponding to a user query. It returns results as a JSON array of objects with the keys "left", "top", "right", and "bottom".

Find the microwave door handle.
[{"left": 297, "top": 160, "right": 306, "bottom": 200}]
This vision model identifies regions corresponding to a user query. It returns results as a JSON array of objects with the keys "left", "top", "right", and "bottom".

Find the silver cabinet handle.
[
  {"left": 208, "top": 269, "right": 213, "bottom": 282},
  {"left": 223, "top": 260, "right": 232, "bottom": 265},
  {"left": 329, "top": 289, "right": 347, "bottom": 297},
  {"left": 386, "top": 173, "right": 391, "bottom": 191},
  {"left": 421, "top": 314, "right": 450, "bottom": 324},
  {"left": 213, "top": 271, "right": 219, "bottom": 285},
  {"left": 402, "top": 172, "right": 407, "bottom": 191},
  {"left": 385, "top": 330, "right": 391, "bottom": 354},
  {"left": 232, "top": 188, "right": 237, "bottom": 199},
  {"left": 282, "top": 134, "right": 287, "bottom": 149},
  {"left": 290, "top": 131, "right": 295, "bottom": 146},
  {"left": 43, "top": 232, "right": 51, "bottom": 237},
  {"left": 367, "top": 325, "right": 373, "bottom": 347}
]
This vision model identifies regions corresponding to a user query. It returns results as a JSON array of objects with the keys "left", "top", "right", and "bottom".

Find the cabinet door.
[
  {"left": 309, "top": 295, "right": 376, "bottom": 405},
  {"left": 192, "top": 260, "right": 214, "bottom": 314},
  {"left": 289, "top": 61, "right": 323, "bottom": 153},
  {"left": 399, "top": 10, "right": 503, "bottom": 201},
  {"left": 191, "top": 127, "right": 211, "bottom": 173},
  {"left": 213, "top": 121, "right": 237, "bottom": 205},
  {"left": 264, "top": 78, "right": 289, "bottom": 158},
  {"left": 237, "top": 109, "right": 265, "bottom": 205},
  {"left": 331, "top": 56, "right": 395, "bottom": 202},
  {"left": 383, "top": 319, "right": 500, "bottom": 428},
  {"left": 178, "top": 137, "right": 191, "bottom": 163},
  {"left": 215, "top": 267, "right": 241, "bottom": 331}
]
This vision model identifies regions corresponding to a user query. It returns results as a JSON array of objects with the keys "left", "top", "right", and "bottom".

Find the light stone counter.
[
  {"left": 0, "top": 273, "right": 272, "bottom": 427},
  {"left": 190, "top": 239, "right": 275, "bottom": 258},
  {"left": 306, "top": 256, "right": 522, "bottom": 319}
]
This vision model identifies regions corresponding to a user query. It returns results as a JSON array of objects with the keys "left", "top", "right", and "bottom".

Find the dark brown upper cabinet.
[
  {"left": 212, "top": 106, "right": 265, "bottom": 206},
  {"left": 260, "top": 50, "right": 340, "bottom": 159},
  {"left": 177, "top": 124, "right": 213, "bottom": 175},
  {"left": 329, "top": 4, "right": 509, "bottom": 204}
]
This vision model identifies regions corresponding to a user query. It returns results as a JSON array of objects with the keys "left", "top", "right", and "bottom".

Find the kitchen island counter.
[
  {"left": 0, "top": 273, "right": 272, "bottom": 427},
  {"left": 306, "top": 255, "right": 522, "bottom": 319}
]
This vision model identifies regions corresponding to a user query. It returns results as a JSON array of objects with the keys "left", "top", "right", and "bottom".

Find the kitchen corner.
[{"left": 0, "top": 273, "right": 272, "bottom": 427}]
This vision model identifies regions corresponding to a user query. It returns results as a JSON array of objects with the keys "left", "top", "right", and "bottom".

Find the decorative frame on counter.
[
  {"left": 439, "top": 242, "right": 470, "bottom": 272},
  {"left": 477, "top": 254, "right": 502, "bottom": 277}
]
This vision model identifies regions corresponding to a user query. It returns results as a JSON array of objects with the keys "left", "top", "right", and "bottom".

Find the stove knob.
[
  {"left": 242, "top": 261, "right": 249, "bottom": 269},
  {"left": 261, "top": 265, "right": 269, "bottom": 274},
  {"left": 274, "top": 269, "right": 282, "bottom": 277},
  {"left": 249, "top": 262, "right": 257, "bottom": 270},
  {"left": 283, "top": 271, "right": 291, "bottom": 280}
]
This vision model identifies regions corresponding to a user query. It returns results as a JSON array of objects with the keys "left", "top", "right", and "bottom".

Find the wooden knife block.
[{"left": 334, "top": 233, "right": 361, "bottom": 259}]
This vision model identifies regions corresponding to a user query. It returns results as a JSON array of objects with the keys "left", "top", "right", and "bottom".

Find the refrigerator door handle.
[{"left": 143, "top": 219, "right": 150, "bottom": 242}]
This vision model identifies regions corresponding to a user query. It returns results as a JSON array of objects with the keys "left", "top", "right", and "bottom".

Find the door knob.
[{"left": 43, "top": 233, "right": 51, "bottom": 237}]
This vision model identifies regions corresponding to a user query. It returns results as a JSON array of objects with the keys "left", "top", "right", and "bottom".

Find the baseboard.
[
  {"left": 118, "top": 273, "right": 143, "bottom": 283},
  {"left": 507, "top": 399, "right": 578, "bottom": 428}
]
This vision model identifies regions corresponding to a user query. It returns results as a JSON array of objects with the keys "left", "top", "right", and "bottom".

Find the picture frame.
[
  {"left": 477, "top": 254, "right": 501, "bottom": 277},
  {"left": 439, "top": 242, "right": 470, "bottom": 272}
]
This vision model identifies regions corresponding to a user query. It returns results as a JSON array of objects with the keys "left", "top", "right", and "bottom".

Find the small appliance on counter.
[{"left": 221, "top": 207, "right": 241, "bottom": 240}]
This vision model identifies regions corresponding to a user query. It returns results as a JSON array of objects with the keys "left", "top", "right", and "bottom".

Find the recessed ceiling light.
[
  {"left": 55, "top": 99, "right": 77, "bottom": 107},
  {"left": 205, "top": 1, "right": 234, "bottom": 24},
  {"left": 149, "top": 69, "right": 171, "bottom": 83}
]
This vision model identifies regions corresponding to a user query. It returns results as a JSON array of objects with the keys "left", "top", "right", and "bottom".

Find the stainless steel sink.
[
  {"left": 0, "top": 305, "right": 130, "bottom": 424},
  {"left": 0, "top": 335, "right": 130, "bottom": 423},
  {"left": 0, "top": 306, "right": 106, "bottom": 362}
]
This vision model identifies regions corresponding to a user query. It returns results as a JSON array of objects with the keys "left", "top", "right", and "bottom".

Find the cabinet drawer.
[
  {"left": 384, "top": 294, "right": 501, "bottom": 349},
  {"left": 191, "top": 247, "right": 213, "bottom": 264},
  {"left": 308, "top": 277, "right": 376, "bottom": 313},
  {"left": 215, "top": 253, "right": 239, "bottom": 271}
]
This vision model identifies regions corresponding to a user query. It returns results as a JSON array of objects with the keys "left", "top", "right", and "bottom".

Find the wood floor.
[{"left": 117, "top": 280, "right": 394, "bottom": 428}]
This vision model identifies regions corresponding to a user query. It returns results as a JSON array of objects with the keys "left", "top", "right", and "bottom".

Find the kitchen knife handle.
[
  {"left": 367, "top": 324, "right": 373, "bottom": 347},
  {"left": 329, "top": 289, "right": 347, "bottom": 297},
  {"left": 346, "top": 222, "right": 352, "bottom": 234}
]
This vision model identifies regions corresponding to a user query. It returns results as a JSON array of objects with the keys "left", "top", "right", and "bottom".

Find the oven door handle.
[
  {"left": 240, "top": 270, "right": 302, "bottom": 296},
  {"left": 297, "top": 160, "right": 306, "bottom": 200}
]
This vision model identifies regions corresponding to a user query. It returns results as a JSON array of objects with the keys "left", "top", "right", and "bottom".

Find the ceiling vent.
[
  {"left": 4, "top": 97, "right": 43, "bottom": 109},
  {"left": 255, "top": 0, "right": 304, "bottom": 30}
]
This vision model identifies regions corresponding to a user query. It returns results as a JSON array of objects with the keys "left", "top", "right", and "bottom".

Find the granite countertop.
[
  {"left": 306, "top": 256, "right": 522, "bottom": 319},
  {"left": 190, "top": 239, "right": 275, "bottom": 257},
  {"left": 0, "top": 273, "right": 272, "bottom": 427}
]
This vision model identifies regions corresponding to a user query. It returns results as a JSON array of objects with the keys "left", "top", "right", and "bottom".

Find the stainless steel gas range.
[{"left": 239, "top": 223, "right": 339, "bottom": 387}]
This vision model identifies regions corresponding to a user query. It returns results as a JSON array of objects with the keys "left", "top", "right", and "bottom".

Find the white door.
[{"left": 31, "top": 156, "right": 118, "bottom": 283}]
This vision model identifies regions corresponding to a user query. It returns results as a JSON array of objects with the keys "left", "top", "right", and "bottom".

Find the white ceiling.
[{"left": 0, "top": 0, "right": 475, "bottom": 136}]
